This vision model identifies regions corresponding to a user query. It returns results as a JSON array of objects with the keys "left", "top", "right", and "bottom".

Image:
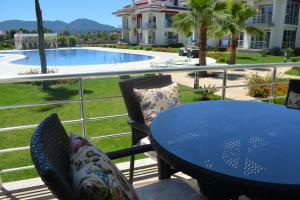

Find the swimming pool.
[{"left": 0, "top": 49, "right": 153, "bottom": 66}]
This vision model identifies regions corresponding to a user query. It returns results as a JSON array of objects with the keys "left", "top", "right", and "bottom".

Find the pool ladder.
[{"left": 113, "top": 56, "right": 123, "bottom": 64}]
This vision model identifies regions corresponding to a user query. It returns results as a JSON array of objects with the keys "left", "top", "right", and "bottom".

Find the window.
[
  {"left": 165, "top": 13, "right": 176, "bottom": 28},
  {"left": 253, "top": 5, "right": 273, "bottom": 23},
  {"left": 174, "top": 0, "right": 178, "bottom": 6},
  {"left": 251, "top": 31, "right": 270, "bottom": 49},
  {"left": 282, "top": 30, "right": 296, "bottom": 48},
  {"left": 165, "top": 32, "right": 177, "bottom": 44},
  {"left": 285, "top": 0, "right": 299, "bottom": 25}
]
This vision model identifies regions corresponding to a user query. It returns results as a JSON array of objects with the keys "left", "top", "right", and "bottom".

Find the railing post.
[
  {"left": 270, "top": 67, "right": 277, "bottom": 103},
  {"left": 193, "top": 72, "right": 200, "bottom": 89},
  {"left": 79, "top": 79, "right": 87, "bottom": 138},
  {"left": 222, "top": 70, "right": 228, "bottom": 100},
  {"left": 0, "top": 175, "right": 3, "bottom": 189}
]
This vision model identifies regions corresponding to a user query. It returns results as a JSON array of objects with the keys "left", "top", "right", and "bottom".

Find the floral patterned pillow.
[
  {"left": 70, "top": 134, "right": 138, "bottom": 200},
  {"left": 287, "top": 90, "right": 300, "bottom": 109},
  {"left": 134, "top": 82, "right": 181, "bottom": 126}
]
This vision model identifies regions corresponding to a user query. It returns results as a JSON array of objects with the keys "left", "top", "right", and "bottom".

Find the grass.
[
  {"left": 220, "top": 52, "right": 299, "bottom": 64},
  {"left": 285, "top": 67, "right": 300, "bottom": 76},
  {"left": 0, "top": 76, "right": 217, "bottom": 182}
]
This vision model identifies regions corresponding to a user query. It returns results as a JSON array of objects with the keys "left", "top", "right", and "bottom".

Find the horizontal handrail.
[{"left": 1, "top": 62, "right": 299, "bottom": 83}]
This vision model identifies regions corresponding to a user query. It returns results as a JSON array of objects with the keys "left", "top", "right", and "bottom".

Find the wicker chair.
[
  {"left": 119, "top": 75, "right": 174, "bottom": 183},
  {"left": 30, "top": 113, "right": 152, "bottom": 200},
  {"left": 286, "top": 79, "right": 300, "bottom": 109}
]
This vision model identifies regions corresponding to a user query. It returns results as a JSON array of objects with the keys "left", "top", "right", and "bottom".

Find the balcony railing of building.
[
  {"left": 238, "top": 40, "right": 244, "bottom": 48},
  {"left": 142, "top": 23, "right": 156, "bottom": 29},
  {"left": 285, "top": 16, "right": 299, "bottom": 25},
  {"left": 252, "top": 14, "right": 273, "bottom": 24},
  {"left": 282, "top": 42, "right": 296, "bottom": 49},
  {"left": 165, "top": 38, "right": 177, "bottom": 45},
  {"left": 165, "top": 22, "right": 173, "bottom": 28},
  {"left": 1, "top": 62, "right": 300, "bottom": 188},
  {"left": 250, "top": 41, "right": 269, "bottom": 49}
]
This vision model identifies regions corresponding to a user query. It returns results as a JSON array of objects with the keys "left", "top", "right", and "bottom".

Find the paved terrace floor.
[{"left": 0, "top": 158, "right": 251, "bottom": 200}]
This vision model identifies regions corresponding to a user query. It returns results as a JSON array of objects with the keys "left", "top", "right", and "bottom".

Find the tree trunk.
[
  {"left": 35, "top": 0, "right": 48, "bottom": 90},
  {"left": 228, "top": 34, "right": 239, "bottom": 65},
  {"left": 199, "top": 25, "right": 207, "bottom": 66},
  {"left": 194, "top": 24, "right": 207, "bottom": 88}
]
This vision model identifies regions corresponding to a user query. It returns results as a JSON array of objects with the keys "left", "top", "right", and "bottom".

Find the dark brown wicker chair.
[
  {"left": 286, "top": 79, "right": 300, "bottom": 109},
  {"left": 119, "top": 75, "right": 173, "bottom": 183},
  {"left": 30, "top": 114, "right": 152, "bottom": 199}
]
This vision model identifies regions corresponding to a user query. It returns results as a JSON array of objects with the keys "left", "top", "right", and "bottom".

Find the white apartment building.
[
  {"left": 226, "top": 0, "right": 300, "bottom": 49},
  {"left": 113, "top": 0, "right": 189, "bottom": 45},
  {"left": 114, "top": 0, "right": 300, "bottom": 49}
]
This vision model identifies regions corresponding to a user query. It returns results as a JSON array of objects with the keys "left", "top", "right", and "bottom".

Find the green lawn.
[
  {"left": 222, "top": 52, "right": 298, "bottom": 64},
  {"left": 285, "top": 68, "right": 300, "bottom": 76},
  {"left": 0, "top": 76, "right": 213, "bottom": 182}
]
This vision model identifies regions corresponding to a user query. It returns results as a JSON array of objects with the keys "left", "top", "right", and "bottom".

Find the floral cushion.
[
  {"left": 287, "top": 90, "right": 300, "bottom": 109},
  {"left": 134, "top": 82, "right": 181, "bottom": 126},
  {"left": 70, "top": 134, "right": 138, "bottom": 200}
]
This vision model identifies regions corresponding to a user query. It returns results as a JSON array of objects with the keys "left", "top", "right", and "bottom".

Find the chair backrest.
[
  {"left": 119, "top": 75, "right": 173, "bottom": 124},
  {"left": 286, "top": 79, "right": 300, "bottom": 109},
  {"left": 30, "top": 114, "right": 79, "bottom": 200}
]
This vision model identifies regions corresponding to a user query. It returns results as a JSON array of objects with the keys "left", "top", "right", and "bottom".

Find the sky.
[{"left": 0, "top": 0, "right": 131, "bottom": 27}]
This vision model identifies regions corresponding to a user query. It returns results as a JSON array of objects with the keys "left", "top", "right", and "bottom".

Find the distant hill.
[{"left": 0, "top": 19, "right": 117, "bottom": 33}]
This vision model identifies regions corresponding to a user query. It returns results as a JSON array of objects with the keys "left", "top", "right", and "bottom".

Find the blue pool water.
[{"left": 1, "top": 49, "right": 152, "bottom": 66}]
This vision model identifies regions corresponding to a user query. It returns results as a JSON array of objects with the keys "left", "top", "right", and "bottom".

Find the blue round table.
[{"left": 150, "top": 101, "right": 300, "bottom": 199}]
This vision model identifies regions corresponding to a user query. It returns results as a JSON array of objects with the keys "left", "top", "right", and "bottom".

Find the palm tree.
[
  {"left": 35, "top": 0, "right": 48, "bottom": 89},
  {"left": 211, "top": 0, "right": 264, "bottom": 64},
  {"left": 173, "top": 0, "right": 227, "bottom": 66}
]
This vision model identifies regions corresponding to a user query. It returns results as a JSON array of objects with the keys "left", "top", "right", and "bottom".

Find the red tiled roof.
[{"left": 113, "top": 0, "right": 187, "bottom": 15}]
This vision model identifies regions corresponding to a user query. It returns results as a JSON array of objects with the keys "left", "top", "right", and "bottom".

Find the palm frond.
[
  {"left": 173, "top": 12, "right": 195, "bottom": 37},
  {"left": 245, "top": 26, "right": 265, "bottom": 37}
]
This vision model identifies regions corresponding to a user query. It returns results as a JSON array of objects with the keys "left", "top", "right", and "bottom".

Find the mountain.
[{"left": 0, "top": 19, "right": 117, "bottom": 33}]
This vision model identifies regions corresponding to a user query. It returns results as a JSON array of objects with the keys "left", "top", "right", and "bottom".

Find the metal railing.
[
  {"left": 252, "top": 14, "right": 273, "bottom": 24},
  {"left": 250, "top": 41, "right": 269, "bottom": 49},
  {"left": 238, "top": 40, "right": 244, "bottom": 48},
  {"left": 142, "top": 23, "right": 156, "bottom": 29},
  {"left": 1, "top": 62, "right": 300, "bottom": 187}
]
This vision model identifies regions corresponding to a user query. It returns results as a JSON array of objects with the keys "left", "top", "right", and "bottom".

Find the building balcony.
[
  {"left": 0, "top": 63, "right": 299, "bottom": 199},
  {"left": 238, "top": 40, "right": 244, "bottom": 48},
  {"left": 165, "top": 22, "right": 173, "bottom": 28},
  {"left": 252, "top": 14, "right": 273, "bottom": 25},
  {"left": 250, "top": 40, "right": 269, "bottom": 49},
  {"left": 141, "top": 23, "right": 156, "bottom": 29}
]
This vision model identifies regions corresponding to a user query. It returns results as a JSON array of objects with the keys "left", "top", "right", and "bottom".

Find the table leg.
[{"left": 157, "top": 157, "right": 173, "bottom": 180}]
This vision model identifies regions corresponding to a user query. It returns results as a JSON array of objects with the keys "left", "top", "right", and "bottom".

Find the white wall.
[{"left": 270, "top": 0, "right": 287, "bottom": 48}]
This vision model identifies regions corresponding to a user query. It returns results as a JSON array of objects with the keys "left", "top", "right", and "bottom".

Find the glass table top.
[{"left": 150, "top": 101, "right": 300, "bottom": 185}]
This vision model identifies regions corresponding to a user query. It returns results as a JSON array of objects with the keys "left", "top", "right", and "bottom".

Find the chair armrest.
[
  {"left": 128, "top": 119, "right": 149, "bottom": 134},
  {"left": 107, "top": 144, "right": 153, "bottom": 160}
]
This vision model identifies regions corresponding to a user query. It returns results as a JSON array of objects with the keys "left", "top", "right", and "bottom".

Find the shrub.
[
  {"left": 245, "top": 73, "right": 288, "bottom": 98},
  {"left": 282, "top": 48, "right": 294, "bottom": 58},
  {"left": 269, "top": 47, "right": 282, "bottom": 56},
  {"left": 145, "top": 47, "right": 152, "bottom": 51},
  {"left": 207, "top": 51, "right": 224, "bottom": 59},
  {"left": 291, "top": 57, "right": 300, "bottom": 62},
  {"left": 116, "top": 44, "right": 129, "bottom": 49},
  {"left": 194, "top": 84, "right": 219, "bottom": 101},
  {"left": 292, "top": 66, "right": 300, "bottom": 70},
  {"left": 261, "top": 49, "right": 269, "bottom": 57},
  {"left": 217, "top": 55, "right": 228, "bottom": 63},
  {"left": 139, "top": 46, "right": 144, "bottom": 50},
  {"left": 18, "top": 69, "right": 77, "bottom": 85}
]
